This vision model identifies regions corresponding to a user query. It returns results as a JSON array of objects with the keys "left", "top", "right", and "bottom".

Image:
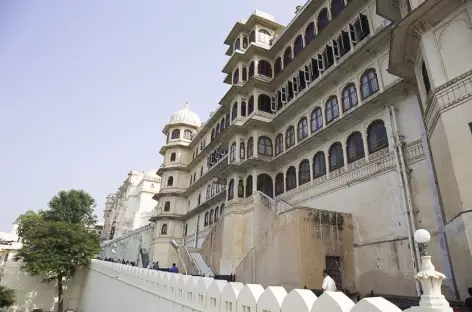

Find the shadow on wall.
[
  {"left": 235, "top": 208, "right": 355, "bottom": 291},
  {"left": 0, "top": 256, "right": 85, "bottom": 312}
]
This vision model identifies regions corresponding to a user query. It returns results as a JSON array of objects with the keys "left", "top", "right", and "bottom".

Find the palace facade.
[
  {"left": 103, "top": 170, "right": 161, "bottom": 239},
  {"left": 106, "top": 0, "right": 472, "bottom": 300}
]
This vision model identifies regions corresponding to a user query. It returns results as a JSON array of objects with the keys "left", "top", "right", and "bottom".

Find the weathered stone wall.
[{"left": 235, "top": 208, "right": 354, "bottom": 291}]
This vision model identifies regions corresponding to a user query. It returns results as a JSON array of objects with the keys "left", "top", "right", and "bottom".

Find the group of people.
[
  {"left": 97, "top": 256, "right": 179, "bottom": 273},
  {"left": 146, "top": 261, "right": 179, "bottom": 273},
  {"left": 100, "top": 257, "right": 137, "bottom": 267}
]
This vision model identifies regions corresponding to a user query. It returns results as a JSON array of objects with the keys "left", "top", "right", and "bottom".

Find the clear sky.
[{"left": 0, "top": 0, "right": 302, "bottom": 230}]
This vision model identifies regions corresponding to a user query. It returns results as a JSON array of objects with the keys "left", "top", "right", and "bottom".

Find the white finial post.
[
  {"left": 413, "top": 229, "right": 451, "bottom": 310},
  {"left": 185, "top": 101, "right": 189, "bottom": 109}
]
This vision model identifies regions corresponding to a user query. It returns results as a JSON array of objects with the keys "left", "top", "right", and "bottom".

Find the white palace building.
[{"left": 101, "top": 0, "right": 472, "bottom": 301}]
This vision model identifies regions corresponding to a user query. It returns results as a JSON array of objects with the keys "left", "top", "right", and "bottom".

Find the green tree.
[
  {"left": 0, "top": 285, "right": 16, "bottom": 309},
  {"left": 42, "top": 189, "right": 97, "bottom": 226},
  {"left": 14, "top": 190, "right": 101, "bottom": 312}
]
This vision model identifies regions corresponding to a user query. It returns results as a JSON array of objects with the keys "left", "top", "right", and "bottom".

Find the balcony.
[{"left": 184, "top": 154, "right": 229, "bottom": 197}]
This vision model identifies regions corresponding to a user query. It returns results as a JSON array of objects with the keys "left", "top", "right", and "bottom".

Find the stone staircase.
[{"left": 189, "top": 252, "right": 215, "bottom": 277}]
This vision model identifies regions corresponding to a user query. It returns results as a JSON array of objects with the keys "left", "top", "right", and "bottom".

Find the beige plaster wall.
[{"left": 235, "top": 209, "right": 354, "bottom": 292}]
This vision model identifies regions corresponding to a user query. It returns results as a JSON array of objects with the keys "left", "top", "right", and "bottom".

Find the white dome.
[{"left": 169, "top": 102, "right": 201, "bottom": 127}]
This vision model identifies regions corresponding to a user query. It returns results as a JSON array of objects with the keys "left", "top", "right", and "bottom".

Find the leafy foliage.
[
  {"left": 13, "top": 190, "right": 100, "bottom": 312},
  {"left": 0, "top": 285, "right": 16, "bottom": 308},
  {"left": 42, "top": 190, "right": 97, "bottom": 227},
  {"left": 14, "top": 215, "right": 100, "bottom": 280}
]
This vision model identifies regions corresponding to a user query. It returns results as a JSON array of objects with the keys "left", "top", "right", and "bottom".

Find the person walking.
[
  {"left": 168, "top": 263, "right": 179, "bottom": 273},
  {"left": 322, "top": 270, "right": 337, "bottom": 292}
]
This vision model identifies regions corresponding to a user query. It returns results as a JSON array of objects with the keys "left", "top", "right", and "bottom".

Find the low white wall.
[{"left": 78, "top": 260, "right": 412, "bottom": 312}]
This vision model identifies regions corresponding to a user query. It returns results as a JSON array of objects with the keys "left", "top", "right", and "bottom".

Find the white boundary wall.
[{"left": 77, "top": 260, "right": 452, "bottom": 312}]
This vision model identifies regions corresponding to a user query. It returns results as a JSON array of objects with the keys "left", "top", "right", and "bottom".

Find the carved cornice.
[{"left": 425, "top": 69, "right": 472, "bottom": 136}]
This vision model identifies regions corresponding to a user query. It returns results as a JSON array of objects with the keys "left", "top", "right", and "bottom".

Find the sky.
[{"left": 0, "top": 0, "right": 302, "bottom": 230}]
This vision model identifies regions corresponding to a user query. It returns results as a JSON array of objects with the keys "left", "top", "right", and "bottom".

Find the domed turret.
[{"left": 169, "top": 102, "right": 201, "bottom": 128}]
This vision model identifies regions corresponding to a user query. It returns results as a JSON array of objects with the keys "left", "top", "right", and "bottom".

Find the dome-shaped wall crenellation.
[{"left": 81, "top": 260, "right": 411, "bottom": 312}]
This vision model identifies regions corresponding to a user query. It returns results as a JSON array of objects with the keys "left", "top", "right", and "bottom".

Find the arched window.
[
  {"left": 248, "top": 96, "right": 254, "bottom": 115},
  {"left": 249, "top": 31, "right": 255, "bottom": 43},
  {"left": 297, "top": 117, "right": 309, "bottom": 141},
  {"left": 275, "top": 134, "right": 284, "bottom": 156},
  {"left": 238, "top": 179, "right": 244, "bottom": 198},
  {"left": 171, "top": 129, "right": 180, "bottom": 139},
  {"left": 209, "top": 209, "right": 214, "bottom": 224},
  {"left": 233, "top": 68, "right": 240, "bottom": 85},
  {"left": 211, "top": 183, "right": 216, "bottom": 196},
  {"left": 167, "top": 176, "right": 174, "bottom": 186},
  {"left": 225, "top": 114, "right": 230, "bottom": 128},
  {"left": 232, "top": 102, "right": 238, "bottom": 121},
  {"left": 305, "top": 22, "right": 315, "bottom": 45},
  {"left": 274, "top": 57, "right": 282, "bottom": 76},
  {"left": 164, "top": 201, "right": 170, "bottom": 211},
  {"left": 275, "top": 173, "right": 284, "bottom": 196},
  {"left": 257, "top": 174, "right": 273, "bottom": 198},
  {"left": 170, "top": 152, "right": 176, "bottom": 162},
  {"left": 285, "top": 126, "right": 296, "bottom": 148},
  {"left": 161, "top": 224, "right": 168, "bottom": 235},
  {"left": 247, "top": 137, "right": 254, "bottom": 158},
  {"left": 198, "top": 194, "right": 201, "bottom": 205},
  {"left": 311, "top": 107, "right": 323, "bottom": 132},
  {"left": 313, "top": 152, "right": 327, "bottom": 179},
  {"left": 347, "top": 132, "right": 365, "bottom": 163},
  {"left": 331, "top": 0, "right": 345, "bottom": 18},
  {"left": 342, "top": 83, "right": 358, "bottom": 112},
  {"left": 184, "top": 129, "right": 193, "bottom": 140},
  {"left": 294, "top": 35, "right": 304, "bottom": 57},
  {"left": 243, "top": 36, "right": 248, "bottom": 49},
  {"left": 246, "top": 175, "right": 253, "bottom": 197},
  {"left": 241, "top": 101, "right": 247, "bottom": 116},
  {"left": 286, "top": 166, "right": 297, "bottom": 191},
  {"left": 367, "top": 120, "right": 389, "bottom": 154},
  {"left": 283, "top": 46, "right": 293, "bottom": 67},
  {"left": 230, "top": 142, "right": 236, "bottom": 163},
  {"left": 240, "top": 142, "right": 246, "bottom": 160},
  {"left": 204, "top": 212, "right": 209, "bottom": 226},
  {"left": 257, "top": 60, "right": 272, "bottom": 78},
  {"left": 329, "top": 142, "right": 344, "bottom": 171},
  {"left": 360, "top": 69, "right": 379, "bottom": 99},
  {"left": 249, "top": 62, "right": 255, "bottom": 78},
  {"left": 228, "top": 179, "right": 235, "bottom": 200},
  {"left": 317, "top": 8, "right": 329, "bottom": 32},
  {"left": 207, "top": 185, "right": 211, "bottom": 199},
  {"left": 258, "top": 94, "right": 272, "bottom": 113},
  {"left": 211, "top": 128, "right": 215, "bottom": 141},
  {"left": 258, "top": 60, "right": 273, "bottom": 78},
  {"left": 215, "top": 206, "right": 219, "bottom": 222},
  {"left": 299, "top": 159, "right": 311, "bottom": 185},
  {"left": 220, "top": 117, "right": 225, "bottom": 132},
  {"left": 258, "top": 136, "right": 273, "bottom": 156},
  {"left": 234, "top": 38, "right": 241, "bottom": 51},
  {"left": 220, "top": 203, "right": 225, "bottom": 217},
  {"left": 325, "top": 96, "right": 339, "bottom": 123},
  {"left": 242, "top": 67, "right": 248, "bottom": 82}
]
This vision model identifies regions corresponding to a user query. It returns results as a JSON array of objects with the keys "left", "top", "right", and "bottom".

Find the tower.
[
  {"left": 151, "top": 102, "right": 201, "bottom": 267},
  {"left": 384, "top": 0, "right": 472, "bottom": 299}
]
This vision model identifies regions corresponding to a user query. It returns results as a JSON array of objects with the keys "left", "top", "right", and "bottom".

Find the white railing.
[{"left": 79, "top": 244, "right": 451, "bottom": 312}]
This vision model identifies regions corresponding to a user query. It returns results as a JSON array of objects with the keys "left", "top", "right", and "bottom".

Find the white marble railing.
[{"left": 79, "top": 250, "right": 452, "bottom": 312}]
